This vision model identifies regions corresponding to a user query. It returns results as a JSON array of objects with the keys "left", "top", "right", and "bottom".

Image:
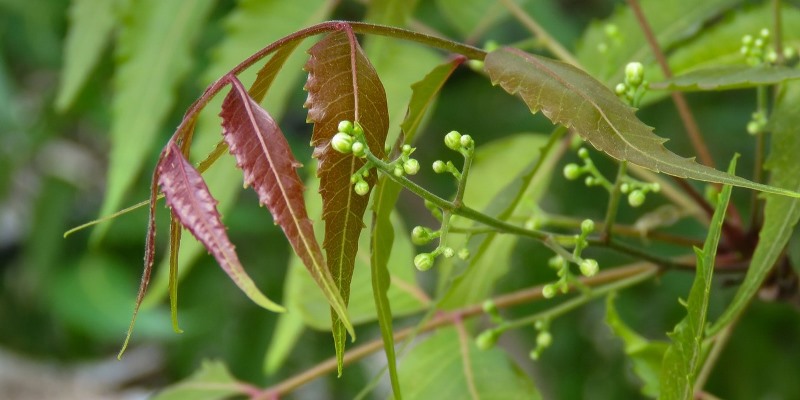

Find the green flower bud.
[
  {"left": 351, "top": 141, "right": 366, "bottom": 157},
  {"left": 338, "top": 120, "right": 354, "bottom": 134},
  {"left": 354, "top": 180, "right": 370, "bottom": 196},
  {"left": 760, "top": 28, "right": 770, "bottom": 38},
  {"left": 614, "top": 83, "right": 627, "bottom": 95},
  {"left": 403, "top": 159, "right": 420, "bottom": 175},
  {"left": 548, "top": 255, "right": 564, "bottom": 269},
  {"left": 625, "top": 62, "right": 644, "bottom": 86},
  {"left": 536, "top": 331, "right": 553, "bottom": 348},
  {"left": 581, "top": 219, "right": 595, "bottom": 234},
  {"left": 585, "top": 176, "right": 596, "bottom": 186},
  {"left": 577, "top": 147, "right": 590, "bottom": 159},
  {"left": 628, "top": 190, "right": 646, "bottom": 207},
  {"left": 579, "top": 258, "right": 599, "bottom": 277},
  {"left": 411, "top": 226, "right": 432, "bottom": 245},
  {"left": 444, "top": 130, "right": 462, "bottom": 150},
  {"left": 651, "top": 183, "right": 661, "bottom": 193},
  {"left": 604, "top": 24, "right": 619, "bottom": 38},
  {"left": 402, "top": 144, "right": 413, "bottom": 155},
  {"left": 414, "top": 252, "right": 435, "bottom": 271},
  {"left": 432, "top": 160, "right": 447, "bottom": 174},
  {"left": 460, "top": 134, "right": 474, "bottom": 149},
  {"left": 542, "top": 284, "right": 557, "bottom": 299},
  {"left": 742, "top": 34, "right": 753, "bottom": 45},
  {"left": 352, "top": 122, "right": 364, "bottom": 137},
  {"left": 458, "top": 248, "right": 470, "bottom": 260},
  {"left": 442, "top": 247, "right": 455, "bottom": 258},
  {"left": 476, "top": 330, "right": 499, "bottom": 350},
  {"left": 331, "top": 132, "right": 354, "bottom": 154},
  {"left": 620, "top": 183, "right": 630, "bottom": 193},
  {"left": 563, "top": 163, "right": 582, "bottom": 180},
  {"left": 393, "top": 164, "right": 404, "bottom": 177},
  {"left": 784, "top": 46, "right": 796, "bottom": 59},
  {"left": 754, "top": 38, "right": 764, "bottom": 48}
]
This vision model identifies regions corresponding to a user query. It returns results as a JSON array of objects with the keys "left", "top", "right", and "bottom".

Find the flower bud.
[
  {"left": 542, "top": 284, "right": 557, "bottom": 299},
  {"left": 331, "top": 132, "right": 354, "bottom": 154},
  {"left": 442, "top": 247, "right": 455, "bottom": 258},
  {"left": 414, "top": 253, "right": 435, "bottom": 271},
  {"left": 403, "top": 159, "right": 420, "bottom": 175},
  {"left": 460, "top": 134, "right": 474, "bottom": 148},
  {"left": 444, "top": 130, "right": 462, "bottom": 150},
  {"left": 628, "top": 190, "right": 646, "bottom": 207},
  {"left": 625, "top": 62, "right": 644, "bottom": 86},
  {"left": 432, "top": 160, "right": 447, "bottom": 174},
  {"left": 581, "top": 219, "right": 595, "bottom": 234},
  {"left": 577, "top": 147, "right": 590, "bottom": 159},
  {"left": 476, "top": 330, "right": 499, "bottom": 350},
  {"left": 337, "top": 120, "right": 354, "bottom": 134},
  {"left": 548, "top": 255, "right": 564, "bottom": 269},
  {"left": 352, "top": 122, "right": 364, "bottom": 137},
  {"left": 458, "top": 248, "right": 470, "bottom": 260},
  {"left": 411, "top": 226, "right": 432, "bottom": 245},
  {"left": 394, "top": 164, "right": 405, "bottom": 177},
  {"left": 563, "top": 163, "right": 582, "bottom": 180},
  {"left": 579, "top": 258, "right": 599, "bottom": 277},
  {"left": 402, "top": 144, "right": 413, "bottom": 155},
  {"left": 351, "top": 141, "right": 366, "bottom": 157},
  {"left": 536, "top": 331, "right": 553, "bottom": 348},
  {"left": 354, "top": 180, "right": 370, "bottom": 196},
  {"left": 614, "top": 83, "right": 627, "bottom": 95}
]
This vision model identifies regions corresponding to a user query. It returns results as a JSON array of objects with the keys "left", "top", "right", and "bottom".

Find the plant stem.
[
  {"left": 254, "top": 263, "right": 656, "bottom": 398},
  {"left": 773, "top": 0, "right": 784, "bottom": 65},
  {"left": 602, "top": 161, "right": 628, "bottom": 242},
  {"left": 498, "top": 0, "right": 581, "bottom": 68},
  {"left": 750, "top": 86, "right": 768, "bottom": 230}
]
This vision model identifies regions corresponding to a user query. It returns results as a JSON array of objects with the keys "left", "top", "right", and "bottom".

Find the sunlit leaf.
[
  {"left": 220, "top": 75, "right": 352, "bottom": 337},
  {"left": 660, "top": 157, "right": 734, "bottom": 400},
  {"left": 484, "top": 47, "right": 800, "bottom": 198},
  {"left": 94, "top": 0, "right": 214, "bottom": 241},
  {"left": 397, "top": 327, "right": 540, "bottom": 399},
  {"left": 606, "top": 292, "right": 668, "bottom": 398},
  {"left": 151, "top": 360, "right": 248, "bottom": 400},
  {"left": 650, "top": 66, "right": 800, "bottom": 91},
  {"left": 158, "top": 142, "right": 283, "bottom": 312},
  {"left": 709, "top": 82, "right": 800, "bottom": 334},
  {"left": 304, "top": 30, "right": 390, "bottom": 373}
]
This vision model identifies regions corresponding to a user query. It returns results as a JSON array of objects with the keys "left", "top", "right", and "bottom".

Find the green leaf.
[
  {"left": 575, "top": 0, "right": 739, "bottom": 86},
  {"left": 435, "top": 0, "right": 515, "bottom": 38},
  {"left": 650, "top": 66, "right": 800, "bottom": 91},
  {"left": 305, "top": 30, "right": 390, "bottom": 374},
  {"left": 56, "top": 0, "right": 126, "bottom": 111},
  {"left": 143, "top": 0, "right": 332, "bottom": 307},
  {"left": 660, "top": 157, "right": 735, "bottom": 400},
  {"left": 605, "top": 292, "right": 668, "bottom": 398},
  {"left": 440, "top": 132, "right": 556, "bottom": 308},
  {"left": 484, "top": 47, "right": 800, "bottom": 198},
  {"left": 709, "top": 82, "right": 800, "bottom": 335},
  {"left": 397, "top": 327, "right": 540, "bottom": 399},
  {"left": 151, "top": 360, "right": 248, "bottom": 400},
  {"left": 94, "top": 0, "right": 215, "bottom": 241},
  {"left": 400, "top": 57, "right": 465, "bottom": 142}
]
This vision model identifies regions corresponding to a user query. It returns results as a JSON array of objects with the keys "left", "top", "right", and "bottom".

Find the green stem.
[{"left": 602, "top": 161, "right": 628, "bottom": 242}]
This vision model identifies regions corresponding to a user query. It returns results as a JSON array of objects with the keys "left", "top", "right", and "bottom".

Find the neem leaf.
[
  {"left": 400, "top": 56, "right": 465, "bottom": 142},
  {"left": 220, "top": 76, "right": 353, "bottom": 337},
  {"left": 158, "top": 142, "right": 284, "bottom": 313},
  {"left": 709, "top": 82, "right": 800, "bottom": 335},
  {"left": 483, "top": 47, "right": 800, "bottom": 198},
  {"left": 304, "top": 29, "right": 389, "bottom": 373},
  {"left": 660, "top": 157, "right": 734, "bottom": 400},
  {"left": 650, "top": 66, "right": 800, "bottom": 91},
  {"left": 151, "top": 360, "right": 249, "bottom": 400}
]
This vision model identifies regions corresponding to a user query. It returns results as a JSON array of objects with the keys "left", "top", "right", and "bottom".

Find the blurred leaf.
[
  {"left": 56, "top": 0, "right": 126, "bottom": 111},
  {"left": 484, "top": 47, "right": 799, "bottom": 197},
  {"left": 400, "top": 56, "right": 465, "bottom": 141},
  {"left": 220, "top": 76, "right": 352, "bottom": 334},
  {"left": 263, "top": 283, "right": 306, "bottom": 374},
  {"left": 440, "top": 132, "right": 554, "bottom": 307},
  {"left": 396, "top": 327, "right": 540, "bottom": 399},
  {"left": 435, "top": 0, "right": 515, "bottom": 38},
  {"left": 305, "top": 30, "right": 390, "bottom": 372},
  {"left": 151, "top": 360, "right": 247, "bottom": 400},
  {"left": 660, "top": 157, "right": 734, "bottom": 400},
  {"left": 650, "top": 66, "right": 800, "bottom": 91},
  {"left": 145, "top": 0, "right": 333, "bottom": 307},
  {"left": 605, "top": 292, "right": 668, "bottom": 398},
  {"left": 158, "top": 142, "right": 284, "bottom": 312},
  {"left": 575, "top": 0, "right": 739, "bottom": 86},
  {"left": 95, "top": 0, "right": 214, "bottom": 241},
  {"left": 709, "top": 82, "right": 800, "bottom": 334}
]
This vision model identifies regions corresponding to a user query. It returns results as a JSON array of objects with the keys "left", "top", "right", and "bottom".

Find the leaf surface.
[
  {"left": 484, "top": 47, "right": 799, "bottom": 197},
  {"left": 400, "top": 57, "right": 464, "bottom": 141},
  {"left": 709, "top": 82, "right": 800, "bottom": 334},
  {"left": 436, "top": 0, "right": 514, "bottom": 37},
  {"left": 660, "top": 158, "right": 734, "bottom": 400},
  {"left": 650, "top": 66, "right": 800, "bottom": 91},
  {"left": 304, "top": 30, "right": 389, "bottom": 372},
  {"left": 158, "top": 142, "right": 283, "bottom": 312},
  {"left": 220, "top": 76, "right": 353, "bottom": 336},
  {"left": 151, "top": 360, "right": 247, "bottom": 400}
]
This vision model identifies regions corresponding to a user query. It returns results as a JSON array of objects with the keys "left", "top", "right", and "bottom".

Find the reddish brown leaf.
[
  {"left": 220, "top": 76, "right": 353, "bottom": 336},
  {"left": 304, "top": 28, "right": 389, "bottom": 372},
  {"left": 158, "top": 141, "right": 284, "bottom": 313}
]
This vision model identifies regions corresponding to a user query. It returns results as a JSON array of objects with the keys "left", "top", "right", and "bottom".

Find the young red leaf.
[
  {"left": 158, "top": 141, "right": 284, "bottom": 313},
  {"left": 219, "top": 75, "right": 354, "bottom": 337},
  {"left": 304, "top": 28, "right": 389, "bottom": 373}
]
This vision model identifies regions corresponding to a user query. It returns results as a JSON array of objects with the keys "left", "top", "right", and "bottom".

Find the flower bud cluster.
[
  {"left": 562, "top": 147, "right": 613, "bottom": 190},
  {"left": 529, "top": 320, "right": 553, "bottom": 360},
  {"left": 741, "top": 28, "right": 797, "bottom": 66},
  {"left": 596, "top": 23, "right": 621, "bottom": 54},
  {"left": 615, "top": 61, "right": 648, "bottom": 106},
  {"left": 542, "top": 219, "right": 600, "bottom": 299},
  {"left": 619, "top": 180, "right": 660, "bottom": 208}
]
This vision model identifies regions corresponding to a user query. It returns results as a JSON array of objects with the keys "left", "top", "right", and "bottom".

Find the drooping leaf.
[
  {"left": 220, "top": 75, "right": 353, "bottom": 336},
  {"left": 606, "top": 292, "right": 668, "bottom": 398},
  {"left": 709, "top": 82, "right": 800, "bottom": 335},
  {"left": 145, "top": 0, "right": 333, "bottom": 307},
  {"left": 660, "top": 157, "right": 734, "bottom": 400},
  {"left": 400, "top": 56, "right": 465, "bottom": 141},
  {"left": 158, "top": 142, "right": 284, "bottom": 313},
  {"left": 484, "top": 47, "right": 800, "bottom": 198},
  {"left": 304, "top": 29, "right": 390, "bottom": 373},
  {"left": 94, "top": 0, "right": 215, "bottom": 241},
  {"left": 576, "top": 0, "right": 739, "bottom": 86},
  {"left": 397, "top": 327, "right": 541, "bottom": 399},
  {"left": 151, "top": 360, "right": 248, "bottom": 400},
  {"left": 56, "top": 0, "right": 126, "bottom": 111},
  {"left": 650, "top": 66, "right": 800, "bottom": 91}
]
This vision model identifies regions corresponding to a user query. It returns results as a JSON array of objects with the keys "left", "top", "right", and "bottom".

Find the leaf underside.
[
  {"left": 650, "top": 65, "right": 800, "bottom": 91},
  {"left": 304, "top": 29, "right": 389, "bottom": 373},
  {"left": 219, "top": 75, "right": 353, "bottom": 337},
  {"left": 483, "top": 47, "right": 799, "bottom": 198}
]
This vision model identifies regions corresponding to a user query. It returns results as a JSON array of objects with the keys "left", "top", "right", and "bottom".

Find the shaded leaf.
[
  {"left": 397, "top": 327, "right": 540, "bottom": 399},
  {"left": 151, "top": 360, "right": 248, "bottom": 400},
  {"left": 650, "top": 66, "right": 800, "bottom": 91},
  {"left": 400, "top": 56, "right": 465, "bottom": 142},
  {"left": 304, "top": 30, "right": 390, "bottom": 372},
  {"left": 709, "top": 82, "right": 800, "bottom": 334},
  {"left": 435, "top": 0, "right": 516, "bottom": 38},
  {"left": 158, "top": 142, "right": 284, "bottom": 312},
  {"left": 484, "top": 47, "right": 799, "bottom": 197},
  {"left": 660, "top": 157, "right": 734, "bottom": 400},
  {"left": 220, "top": 76, "right": 353, "bottom": 336},
  {"left": 94, "top": 0, "right": 215, "bottom": 241},
  {"left": 606, "top": 292, "right": 668, "bottom": 398}
]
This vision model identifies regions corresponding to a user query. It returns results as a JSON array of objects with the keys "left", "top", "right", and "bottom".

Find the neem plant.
[{"left": 72, "top": 1, "right": 800, "bottom": 399}]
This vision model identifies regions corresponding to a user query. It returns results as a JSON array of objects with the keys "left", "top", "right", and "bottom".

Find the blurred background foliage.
[{"left": 0, "top": 0, "right": 798, "bottom": 399}]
